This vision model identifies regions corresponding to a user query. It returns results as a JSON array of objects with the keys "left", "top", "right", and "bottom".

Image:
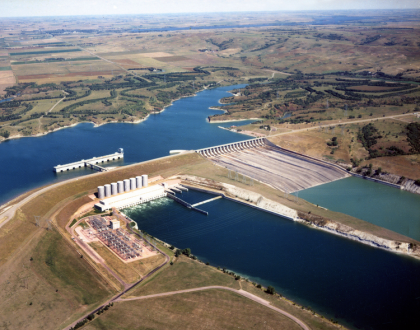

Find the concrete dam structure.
[
  {"left": 198, "top": 138, "right": 350, "bottom": 193},
  {"left": 196, "top": 137, "right": 266, "bottom": 158},
  {"left": 54, "top": 148, "right": 124, "bottom": 173}
]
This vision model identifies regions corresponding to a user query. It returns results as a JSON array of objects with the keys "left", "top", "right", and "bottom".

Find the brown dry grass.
[
  {"left": 125, "top": 255, "right": 239, "bottom": 298},
  {"left": 240, "top": 281, "right": 339, "bottom": 330},
  {"left": 0, "top": 228, "right": 115, "bottom": 330},
  {"left": 154, "top": 55, "right": 189, "bottom": 62},
  {"left": 0, "top": 209, "right": 37, "bottom": 268},
  {"left": 361, "top": 154, "right": 420, "bottom": 179},
  {"left": 56, "top": 195, "right": 92, "bottom": 229},
  {"left": 85, "top": 289, "right": 302, "bottom": 330},
  {"left": 0, "top": 70, "right": 16, "bottom": 84},
  {"left": 112, "top": 59, "right": 141, "bottom": 66},
  {"left": 269, "top": 130, "right": 352, "bottom": 163}
]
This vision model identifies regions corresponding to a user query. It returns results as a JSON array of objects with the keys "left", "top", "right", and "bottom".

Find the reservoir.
[
  {"left": 0, "top": 85, "right": 252, "bottom": 205},
  {"left": 123, "top": 190, "right": 420, "bottom": 330},
  {"left": 297, "top": 177, "right": 420, "bottom": 241}
]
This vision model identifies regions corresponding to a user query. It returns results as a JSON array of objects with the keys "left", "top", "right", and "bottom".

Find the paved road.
[
  {"left": 0, "top": 178, "right": 82, "bottom": 229},
  {"left": 118, "top": 286, "right": 310, "bottom": 330}
]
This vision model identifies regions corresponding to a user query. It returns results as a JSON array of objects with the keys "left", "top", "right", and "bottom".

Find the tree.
[
  {"left": 0, "top": 130, "right": 10, "bottom": 138},
  {"left": 266, "top": 286, "right": 276, "bottom": 295},
  {"left": 182, "top": 248, "right": 191, "bottom": 257}
]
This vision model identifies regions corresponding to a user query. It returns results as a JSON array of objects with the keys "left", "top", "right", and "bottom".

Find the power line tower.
[
  {"left": 242, "top": 175, "right": 247, "bottom": 184},
  {"left": 46, "top": 219, "right": 52, "bottom": 230},
  {"left": 34, "top": 216, "right": 41, "bottom": 227}
]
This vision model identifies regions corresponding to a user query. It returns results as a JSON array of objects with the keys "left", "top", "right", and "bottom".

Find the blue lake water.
[
  {"left": 297, "top": 177, "right": 420, "bottom": 241},
  {"left": 123, "top": 190, "right": 420, "bottom": 330},
  {"left": 0, "top": 85, "right": 252, "bottom": 205}
]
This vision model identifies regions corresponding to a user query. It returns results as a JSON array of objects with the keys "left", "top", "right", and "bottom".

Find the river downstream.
[{"left": 123, "top": 190, "right": 420, "bottom": 330}]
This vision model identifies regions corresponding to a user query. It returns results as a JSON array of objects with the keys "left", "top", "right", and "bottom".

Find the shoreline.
[
  {"left": 0, "top": 87, "right": 211, "bottom": 143},
  {"left": 209, "top": 117, "right": 261, "bottom": 123},
  {"left": 0, "top": 83, "right": 245, "bottom": 143}
]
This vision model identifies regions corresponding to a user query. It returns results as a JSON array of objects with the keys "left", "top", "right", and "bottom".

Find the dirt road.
[
  {"left": 118, "top": 286, "right": 310, "bottom": 330},
  {"left": 270, "top": 113, "right": 415, "bottom": 138}
]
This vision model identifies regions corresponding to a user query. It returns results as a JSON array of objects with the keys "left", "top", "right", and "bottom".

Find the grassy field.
[
  {"left": 86, "top": 290, "right": 304, "bottom": 330},
  {"left": 118, "top": 255, "right": 339, "bottom": 330},
  {"left": 0, "top": 227, "right": 115, "bottom": 330},
  {"left": 125, "top": 255, "right": 240, "bottom": 297}
]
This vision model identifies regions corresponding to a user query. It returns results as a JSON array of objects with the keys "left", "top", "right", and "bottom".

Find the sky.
[{"left": 1, "top": 0, "right": 420, "bottom": 17}]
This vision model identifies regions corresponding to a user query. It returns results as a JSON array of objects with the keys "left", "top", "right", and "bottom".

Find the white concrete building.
[
  {"left": 110, "top": 219, "right": 120, "bottom": 229},
  {"left": 95, "top": 184, "right": 166, "bottom": 211}
]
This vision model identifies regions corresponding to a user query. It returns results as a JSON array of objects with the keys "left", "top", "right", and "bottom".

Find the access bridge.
[{"left": 54, "top": 148, "right": 124, "bottom": 173}]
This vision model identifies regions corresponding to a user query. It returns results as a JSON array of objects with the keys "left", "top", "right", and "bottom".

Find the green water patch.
[
  {"left": 10, "top": 49, "right": 81, "bottom": 56},
  {"left": 297, "top": 176, "right": 420, "bottom": 241},
  {"left": 0, "top": 66, "right": 11, "bottom": 71}
]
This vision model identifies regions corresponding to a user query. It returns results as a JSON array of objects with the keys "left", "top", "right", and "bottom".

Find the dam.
[
  {"left": 198, "top": 138, "right": 350, "bottom": 193},
  {"left": 54, "top": 148, "right": 124, "bottom": 173}
]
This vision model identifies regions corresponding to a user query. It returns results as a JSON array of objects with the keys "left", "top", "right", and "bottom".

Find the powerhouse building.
[{"left": 95, "top": 184, "right": 166, "bottom": 211}]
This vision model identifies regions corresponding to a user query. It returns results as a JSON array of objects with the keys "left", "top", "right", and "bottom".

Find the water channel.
[{"left": 123, "top": 189, "right": 420, "bottom": 330}]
